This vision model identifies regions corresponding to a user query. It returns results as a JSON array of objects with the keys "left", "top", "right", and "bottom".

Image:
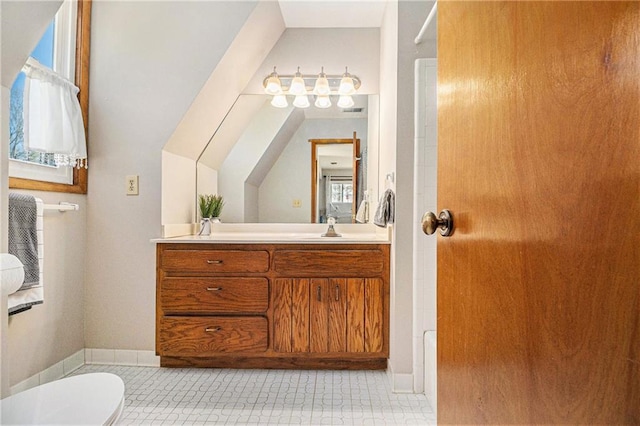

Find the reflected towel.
[
  {"left": 374, "top": 189, "right": 395, "bottom": 227},
  {"left": 356, "top": 200, "right": 368, "bottom": 223}
]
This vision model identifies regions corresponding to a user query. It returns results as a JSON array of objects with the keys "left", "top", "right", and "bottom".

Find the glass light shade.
[
  {"left": 338, "top": 76, "right": 355, "bottom": 95},
  {"left": 264, "top": 76, "right": 283, "bottom": 95},
  {"left": 271, "top": 94, "right": 288, "bottom": 108},
  {"left": 289, "top": 76, "right": 306, "bottom": 96},
  {"left": 293, "top": 95, "right": 310, "bottom": 108},
  {"left": 337, "top": 95, "right": 355, "bottom": 108},
  {"left": 313, "top": 73, "right": 330, "bottom": 96},
  {"left": 314, "top": 95, "right": 332, "bottom": 109}
]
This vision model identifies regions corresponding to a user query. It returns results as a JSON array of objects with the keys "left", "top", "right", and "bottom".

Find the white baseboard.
[
  {"left": 10, "top": 348, "right": 160, "bottom": 396},
  {"left": 10, "top": 349, "right": 85, "bottom": 395},
  {"left": 85, "top": 348, "right": 160, "bottom": 367},
  {"left": 386, "top": 360, "right": 415, "bottom": 393}
]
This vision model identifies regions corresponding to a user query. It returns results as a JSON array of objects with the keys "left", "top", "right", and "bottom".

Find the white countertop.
[{"left": 153, "top": 223, "right": 391, "bottom": 244}]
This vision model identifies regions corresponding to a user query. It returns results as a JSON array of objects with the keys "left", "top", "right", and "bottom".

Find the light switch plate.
[{"left": 126, "top": 175, "right": 139, "bottom": 195}]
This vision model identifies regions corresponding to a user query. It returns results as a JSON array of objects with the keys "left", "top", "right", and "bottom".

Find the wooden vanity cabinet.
[{"left": 156, "top": 243, "right": 389, "bottom": 369}]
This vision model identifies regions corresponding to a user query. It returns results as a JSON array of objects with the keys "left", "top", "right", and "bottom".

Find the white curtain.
[{"left": 22, "top": 57, "right": 87, "bottom": 168}]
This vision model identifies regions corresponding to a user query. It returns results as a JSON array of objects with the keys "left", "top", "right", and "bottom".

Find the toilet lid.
[{"left": 0, "top": 372, "right": 125, "bottom": 425}]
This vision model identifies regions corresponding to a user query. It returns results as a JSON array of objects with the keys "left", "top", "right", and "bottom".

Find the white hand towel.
[{"left": 355, "top": 200, "right": 369, "bottom": 223}]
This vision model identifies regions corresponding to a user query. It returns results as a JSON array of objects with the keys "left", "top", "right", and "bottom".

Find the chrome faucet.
[{"left": 321, "top": 216, "right": 342, "bottom": 237}]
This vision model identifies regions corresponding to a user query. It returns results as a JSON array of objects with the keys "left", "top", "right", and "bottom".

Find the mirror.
[{"left": 196, "top": 94, "right": 378, "bottom": 223}]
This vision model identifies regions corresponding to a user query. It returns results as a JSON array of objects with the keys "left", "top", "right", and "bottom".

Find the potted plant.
[{"left": 198, "top": 194, "right": 224, "bottom": 235}]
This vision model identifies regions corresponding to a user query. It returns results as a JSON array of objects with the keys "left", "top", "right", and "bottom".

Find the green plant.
[{"left": 198, "top": 194, "right": 225, "bottom": 219}]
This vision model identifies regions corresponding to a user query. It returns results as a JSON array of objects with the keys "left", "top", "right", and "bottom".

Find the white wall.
[
  {"left": 7, "top": 192, "right": 87, "bottom": 388},
  {"left": 85, "top": 1, "right": 257, "bottom": 351},
  {"left": 161, "top": 2, "right": 284, "bottom": 226},
  {"left": 245, "top": 28, "right": 380, "bottom": 95},
  {"left": 414, "top": 58, "right": 437, "bottom": 400},
  {"left": 382, "top": 0, "right": 437, "bottom": 392},
  {"left": 259, "top": 118, "right": 367, "bottom": 223},
  {"left": 0, "top": 0, "right": 84, "bottom": 395}
]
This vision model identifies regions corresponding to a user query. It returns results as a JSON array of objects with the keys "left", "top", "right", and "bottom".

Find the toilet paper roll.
[{"left": 0, "top": 254, "right": 25, "bottom": 296}]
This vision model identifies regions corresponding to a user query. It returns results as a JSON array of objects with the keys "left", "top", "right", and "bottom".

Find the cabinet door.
[
  {"left": 344, "top": 278, "right": 384, "bottom": 353},
  {"left": 273, "top": 278, "right": 310, "bottom": 352},
  {"left": 273, "top": 277, "right": 384, "bottom": 354},
  {"left": 310, "top": 279, "right": 347, "bottom": 352}
]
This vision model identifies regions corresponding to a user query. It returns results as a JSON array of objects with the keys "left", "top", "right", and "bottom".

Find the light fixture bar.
[
  {"left": 263, "top": 69, "right": 361, "bottom": 94},
  {"left": 266, "top": 75, "right": 361, "bottom": 92}
]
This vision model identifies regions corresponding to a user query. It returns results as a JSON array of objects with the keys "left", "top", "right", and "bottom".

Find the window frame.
[{"left": 9, "top": 0, "right": 91, "bottom": 194}]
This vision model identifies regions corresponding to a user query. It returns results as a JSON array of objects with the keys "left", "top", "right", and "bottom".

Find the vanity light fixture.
[
  {"left": 338, "top": 67, "right": 356, "bottom": 95},
  {"left": 313, "top": 67, "right": 331, "bottom": 96},
  {"left": 264, "top": 67, "right": 283, "bottom": 95},
  {"left": 289, "top": 67, "right": 307, "bottom": 96},
  {"left": 262, "top": 66, "right": 361, "bottom": 109}
]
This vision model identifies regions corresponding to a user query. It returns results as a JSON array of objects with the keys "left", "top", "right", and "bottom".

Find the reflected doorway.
[{"left": 310, "top": 132, "right": 361, "bottom": 223}]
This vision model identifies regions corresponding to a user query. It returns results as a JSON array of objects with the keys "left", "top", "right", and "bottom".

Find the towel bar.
[{"left": 43, "top": 202, "right": 79, "bottom": 212}]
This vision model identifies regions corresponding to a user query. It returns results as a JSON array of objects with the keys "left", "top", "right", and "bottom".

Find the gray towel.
[
  {"left": 374, "top": 189, "right": 395, "bottom": 227},
  {"left": 8, "top": 193, "right": 40, "bottom": 290}
]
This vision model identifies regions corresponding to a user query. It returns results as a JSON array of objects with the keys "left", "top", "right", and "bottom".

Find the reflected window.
[{"left": 331, "top": 182, "right": 353, "bottom": 203}]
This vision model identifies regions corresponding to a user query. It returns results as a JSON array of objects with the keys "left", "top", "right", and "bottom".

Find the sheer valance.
[{"left": 22, "top": 57, "right": 87, "bottom": 169}]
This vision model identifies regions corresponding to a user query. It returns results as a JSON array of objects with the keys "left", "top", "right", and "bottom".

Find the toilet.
[{"left": 0, "top": 373, "right": 125, "bottom": 425}]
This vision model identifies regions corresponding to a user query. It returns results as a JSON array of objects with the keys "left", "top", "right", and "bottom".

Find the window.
[
  {"left": 331, "top": 182, "right": 353, "bottom": 203},
  {"left": 9, "top": 0, "right": 91, "bottom": 194}
]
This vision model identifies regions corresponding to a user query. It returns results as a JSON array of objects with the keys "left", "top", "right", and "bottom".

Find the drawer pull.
[
  {"left": 317, "top": 286, "right": 322, "bottom": 301},
  {"left": 205, "top": 327, "right": 221, "bottom": 332},
  {"left": 206, "top": 260, "right": 223, "bottom": 265},
  {"left": 335, "top": 285, "right": 340, "bottom": 301},
  {"left": 206, "top": 287, "right": 223, "bottom": 291}
]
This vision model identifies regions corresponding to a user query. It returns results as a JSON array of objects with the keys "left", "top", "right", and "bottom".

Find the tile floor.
[{"left": 71, "top": 365, "right": 436, "bottom": 425}]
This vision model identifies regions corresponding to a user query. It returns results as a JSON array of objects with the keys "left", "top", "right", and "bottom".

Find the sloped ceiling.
[{"left": 0, "top": 0, "right": 62, "bottom": 87}]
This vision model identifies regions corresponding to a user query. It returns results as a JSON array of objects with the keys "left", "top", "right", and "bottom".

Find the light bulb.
[
  {"left": 271, "top": 94, "right": 288, "bottom": 108},
  {"left": 337, "top": 95, "right": 355, "bottom": 108},
  {"left": 313, "top": 67, "right": 330, "bottom": 96},
  {"left": 339, "top": 67, "right": 356, "bottom": 95},
  {"left": 293, "top": 95, "right": 310, "bottom": 108},
  {"left": 263, "top": 68, "right": 282, "bottom": 95},
  {"left": 314, "top": 95, "right": 331, "bottom": 109},
  {"left": 288, "top": 67, "right": 307, "bottom": 96}
]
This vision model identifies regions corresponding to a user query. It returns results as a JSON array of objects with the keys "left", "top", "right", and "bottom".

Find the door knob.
[{"left": 422, "top": 209, "right": 454, "bottom": 237}]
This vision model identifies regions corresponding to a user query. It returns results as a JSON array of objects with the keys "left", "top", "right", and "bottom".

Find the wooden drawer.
[
  {"left": 159, "top": 316, "right": 268, "bottom": 355},
  {"left": 160, "top": 278, "right": 268, "bottom": 314},
  {"left": 161, "top": 249, "right": 269, "bottom": 273},
  {"left": 273, "top": 250, "right": 384, "bottom": 275}
]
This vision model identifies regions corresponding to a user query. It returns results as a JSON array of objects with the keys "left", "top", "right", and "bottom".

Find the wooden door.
[{"left": 437, "top": 2, "right": 639, "bottom": 424}]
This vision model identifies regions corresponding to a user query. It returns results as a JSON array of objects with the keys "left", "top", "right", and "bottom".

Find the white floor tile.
[{"left": 68, "top": 365, "right": 436, "bottom": 425}]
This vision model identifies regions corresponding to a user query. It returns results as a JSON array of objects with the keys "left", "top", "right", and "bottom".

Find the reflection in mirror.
[
  {"left": 196, "top": 94, "right": 377, "bottom": 223},
  {"left": 311, "top": 135, "right": 361, "bottom": 224}
]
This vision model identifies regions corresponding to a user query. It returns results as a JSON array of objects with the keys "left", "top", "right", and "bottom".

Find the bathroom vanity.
[{"left": 154, "top": 229, "right": 390, "bottom": 369}]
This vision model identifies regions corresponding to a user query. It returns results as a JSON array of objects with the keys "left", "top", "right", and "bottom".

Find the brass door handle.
[{"left": 422, "top": 209, "right": 454, "bottom": 237}]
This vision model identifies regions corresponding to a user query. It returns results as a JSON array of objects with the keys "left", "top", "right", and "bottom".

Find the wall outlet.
[
  {"left": 126, "top": 175, "right": 139, "bottom": 195},
  {"left": 292, "top": 199, "right": 302, "bottom": 208}
]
